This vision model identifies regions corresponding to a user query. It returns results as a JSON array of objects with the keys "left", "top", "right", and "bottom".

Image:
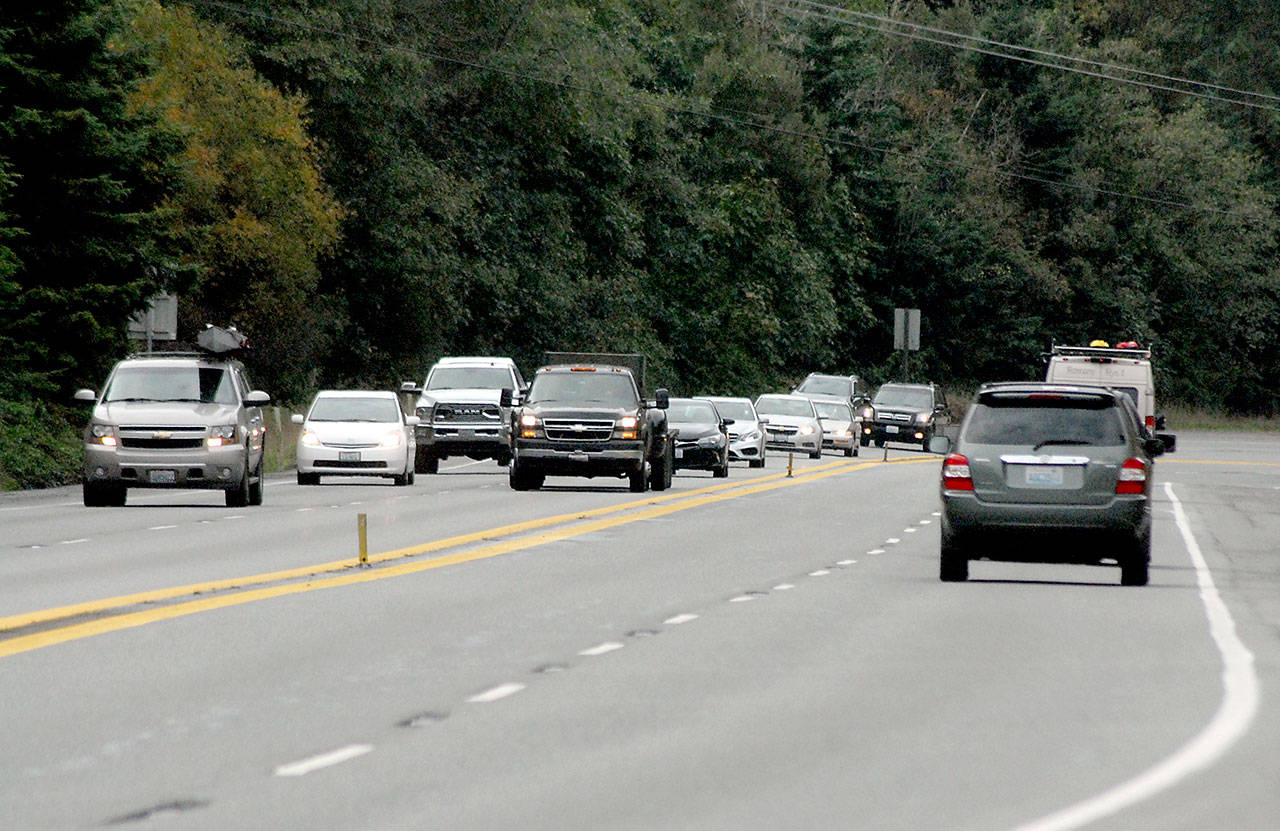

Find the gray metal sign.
[{"left": 894, "top": 308, "right": 920, "bottom": 351}]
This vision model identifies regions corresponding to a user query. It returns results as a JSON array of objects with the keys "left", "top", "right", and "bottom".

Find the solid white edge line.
[
  {"left": 1017, "top": 483, "right": 1259, "bottom": 831},
  {"left": 274, "top": 744, "right": 373, "bottom": 777}
]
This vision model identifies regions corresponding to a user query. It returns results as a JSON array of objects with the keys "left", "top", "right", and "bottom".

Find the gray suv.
[
  {"left": 929, "top": 382, "right": 1175, "bottom": 585},
  {"left": 75, "top": 353, "right": 270, "bottom": 507}
]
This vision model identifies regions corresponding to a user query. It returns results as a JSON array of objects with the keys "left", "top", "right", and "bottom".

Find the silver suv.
[
  {"left": 929, "top": 382, "right": 1174, "bottom": 585},
  {"left": 75, "top": 354, "right": 270, "bottom": 507}
]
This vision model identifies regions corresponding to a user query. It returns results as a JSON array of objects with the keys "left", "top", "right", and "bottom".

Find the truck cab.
[{"left": 1044, "top": 342, "right": 1175, "bottom": 451}]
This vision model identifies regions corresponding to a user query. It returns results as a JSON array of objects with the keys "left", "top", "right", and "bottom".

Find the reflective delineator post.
[
  {"left": 357, "top": 513, "right": 369, "bottom": 567},
  {"left": 787, "top": 451, "right": 794, "bottom": 478}
]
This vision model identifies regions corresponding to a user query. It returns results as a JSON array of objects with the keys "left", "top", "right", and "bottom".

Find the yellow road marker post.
[{"left": 357, "top": 513, "right": 369, "bottom": 567}]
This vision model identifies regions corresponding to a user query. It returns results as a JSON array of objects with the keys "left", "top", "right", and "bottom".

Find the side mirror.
[
  {"left": 245, "top": 390, "right": 271, "bottom": 406},
  {"left": 655, "top": 388, "right": 669, "bottom": 409},
  {"left": 1143, "top": 437, "right": 1166, "bottom": 458},
  {"left": 399, "top": 381, "right": 422, "bottom": 395},
  {"left": 927, "top": 435, "right": 951, "bottom": 454},
  {"left": 405, "top": 415, "right": 420, "bottom": 427},
  {"left": 74, "top": 389, "right": 96, "bottom": 403},
  {"left": 499, "top": 388, "right": 513, "bottom": 408},
  {"left": 1156, "top": 433, "right": 1176, "bottom": 454},
  {"left": 759, "top": 416, "right": 771, "bottom": 425},
  {"left": 721, "top": 417, "right": 735, "bottom": 426},
  {"left": 290, "top": 413, "right": 304, "bottom": 425}
]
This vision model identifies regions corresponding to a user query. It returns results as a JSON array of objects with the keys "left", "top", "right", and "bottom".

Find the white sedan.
[
  {"left": 754, "top": 393, "right": 823, "bottom": 459},
  {"left": 292, "top": 390, "right": 418, "bottom": 486}
]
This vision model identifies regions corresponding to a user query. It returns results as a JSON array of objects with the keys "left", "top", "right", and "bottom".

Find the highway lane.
[{"left": 1, "top": 434, "right": 1277, "bottom": 829}]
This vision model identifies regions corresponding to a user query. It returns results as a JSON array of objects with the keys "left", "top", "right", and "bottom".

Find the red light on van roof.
[{"left": 569, "top": 366, "right": 596, "bottom": 372}]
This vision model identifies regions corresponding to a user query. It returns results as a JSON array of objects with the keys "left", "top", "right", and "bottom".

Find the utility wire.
[{"left": 188, "top": 0, "right": 1258, "bottom": 219}]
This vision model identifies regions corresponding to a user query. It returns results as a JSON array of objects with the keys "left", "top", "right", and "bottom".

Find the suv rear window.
[{"left": 964, "top": 399, "right": 1126, "bottom": 446}]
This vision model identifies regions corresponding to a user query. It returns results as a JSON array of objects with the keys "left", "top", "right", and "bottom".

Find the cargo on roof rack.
[{"left": 196, "top": 325, "right": 249, "bottom": 355}]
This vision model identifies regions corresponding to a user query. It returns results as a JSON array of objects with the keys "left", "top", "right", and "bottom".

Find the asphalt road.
[{"left": 1, "top": 433, "right": 1277, "bottom": 830}]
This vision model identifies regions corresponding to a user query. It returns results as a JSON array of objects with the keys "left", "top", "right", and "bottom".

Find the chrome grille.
[
  {"left": 543, "top": 418, "right": 614, "bottom": 441},
  {"left": 119, "top": 426, "right": 206, "bottom": 450},
  {"left": 435, "top": 403, "right": 501, "bottom": 424}
]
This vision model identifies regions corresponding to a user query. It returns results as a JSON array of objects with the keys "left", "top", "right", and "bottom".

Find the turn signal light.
[{"left": 1115, "top": 457, "right": 1147, "bottom": 494}]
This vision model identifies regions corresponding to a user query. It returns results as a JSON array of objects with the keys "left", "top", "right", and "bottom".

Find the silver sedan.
[
  {"left": 754, "top": 394, "right": 823, "bottom": 459},
  {"left": 292, "top": 390, "right": 419, "bottom": 486}
]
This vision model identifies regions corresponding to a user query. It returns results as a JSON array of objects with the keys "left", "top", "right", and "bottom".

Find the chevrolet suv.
[
  {"left": 929, "top": 382, "right": 1175, "bottom": 585},
  {"left": 75, "top": 353, "right": 270, "bottom": 507},
  {"left": 861, "top": 382, "right": 951, "bottom": 450}
]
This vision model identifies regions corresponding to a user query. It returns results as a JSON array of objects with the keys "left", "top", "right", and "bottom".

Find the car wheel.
[
  {"left": 874, "top": 438, "right": 885, "bottom": 448},
  {"left": 844, "top": 445, "right": 854, "bottom": 457},
  {"left": 749, "top": 457, "right": 765, "bottom": 468},
  {"left": 406, "top": 465, "right": 415, "bottom": 485},
  {"left": 297, "top": 472, "right": 320, "bottom": 486},
  {"left": 248, "top": 460, "right": 264, "bottom": 505},
  {"left": 496, "top": 450, "right": 512, "bottom": 467},
  {"left": 713, "top": 457, "right": 729, "bottom": 478},
  {"left": 1121, "top": 530, "right": 1151, "bottom": 586},
  {"left": 392, "top": 470, "right": 409, "bottom": 486},
  {"left": 629, "top": 463, "right": 647, "bottom": 493},
  {"left": 649, "top": 442, "right": 671, "bottom": 491},
  {"left": 809, "top": 449, "right": 822, "bottom": 459},
  {"left": 851, "top": 443, "right": 859, "bottom": 457},
  {"left": 509, "top": 458, "right": 542, "bottom": 491},
  {"left": 415, "top": 451, "right": 438, "bottom": 475},
  {"left": 940, "top": 526, "right": 969, "bottom": 582},
  {"left": 226, "top": 463, "right": 251, "bottom": 507}
]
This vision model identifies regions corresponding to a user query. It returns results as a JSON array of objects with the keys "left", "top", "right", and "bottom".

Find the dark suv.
[
  {"left": 75, "top": 353, "right": 270, "bottom": 507},
  {"left": 929, "top": 382, "right": 1175, "bottom": 585},
  {"left": 861, "top": 382, "right": 951, "bottom": 450}
]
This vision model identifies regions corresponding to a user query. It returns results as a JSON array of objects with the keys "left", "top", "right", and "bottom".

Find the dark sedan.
[{"left": 667, "top": 398, "right": 732, "bottom": 478}]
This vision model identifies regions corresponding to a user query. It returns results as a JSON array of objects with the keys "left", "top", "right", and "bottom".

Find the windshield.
[
  {"left": 708, "top": 400, "right": 754, "bottom": 421},
  {"left": 668, "top": 400, "right": 718, "bottom": 423},
  {"left": 755, "top": 396, "right": 814, "bottom": 418},
  {"left": 308, "top": 396, "right": 401, "bottom": 423},
  {"left": 103, "top": 365, "right": 238, "bottom": 405},
  {"left": 426, "top": 367, "right": 513, "bottom": 390},
  {"left": 796, "top": 376, "right": 851, "bottom": 397},
  {"left": 527, "top": 371, "right": 638, "bottom": 406},
  {"left": 813, "top": 401, "right": 852, "bottom": 421},
  {"left": 964, "top": 400, "right": 1126, "bottom": 446},
  {"left": 873, "top": 387, "right": 934, "bottom": 410}
]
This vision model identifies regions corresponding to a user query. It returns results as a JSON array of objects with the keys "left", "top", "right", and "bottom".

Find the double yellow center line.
[{"left": 1, "top": 458, "right": 929, "bottom": 659}]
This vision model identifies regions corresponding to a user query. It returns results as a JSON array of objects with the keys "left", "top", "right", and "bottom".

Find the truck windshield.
[
  {"left": 104, "top": 366, "right": 237, "bottom": 405},
  {"left": 426, "top": 367, "right": 512, "bottom": 390},
  {"left": 528, "top": 372, "right": 637, "bottom": 406}
]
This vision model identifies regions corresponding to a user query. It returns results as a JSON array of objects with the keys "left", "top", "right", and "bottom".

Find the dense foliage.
[{"left": 3, "top": 0, "right": 1279, "bottom": 487}]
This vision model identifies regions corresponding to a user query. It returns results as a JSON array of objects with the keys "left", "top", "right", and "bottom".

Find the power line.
[
  {"left": 770, "top": 0, "right": 1280, "bottom": 113},
  {"left": 187, "top": 0, "right": 1258, "bottom": 219}
]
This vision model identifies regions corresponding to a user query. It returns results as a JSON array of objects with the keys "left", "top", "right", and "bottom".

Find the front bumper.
[
  {"left": 513, "top": 440, "right": 644, "bottom": 477},
  {"left": 727, "top": 436, "right": 764, "bottom": 461},
  {"left": 863, "top": 422, "right": 930, "bottom": 443},
  {"left": 83, "top": 444, "right": 249, "bottom": 490},
  {"left": 763, "top": 429, "right": 819, "bottom": 452},
  {"left": 297, "top": 443, "right": 408, "bottom": 476},
  {"left": 415, "top": 423, "right": 509, "bottom": 459},
  {"left": 673, "top": 443, "right": 723, "bottom": 470}
]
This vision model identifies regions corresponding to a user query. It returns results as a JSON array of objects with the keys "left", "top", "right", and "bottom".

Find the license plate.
[
  {"left": 1026, "top": 466, "right": 1064, "bottom": 486},
  {"left": 149, "top": 469, "right": 176, "bottom": 484},
  {"left": 568, "top": 450, "right": 589, "bottom": 461},
  {"left": 339, "top": 451, "right": 360, "bottom": 462},
  {"left": 674, "top": 448, "right": 684, "bottom": 459},
  {"left": 885, "top": 425, "right": 898, "bottom": 434}
]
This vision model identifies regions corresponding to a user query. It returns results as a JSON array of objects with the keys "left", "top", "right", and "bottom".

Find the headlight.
[
  {"left": 300, "top": 428, "right": 321, "bottom": 448},
  {"left": 741, "top": 430, "right": 761, "bottom": 441},
  {"left": 916, "top": 412, "right": 931, "bottom": 424},
  {"left": 207, "top": 425, "right": 238, "bottom": 447},
  {"left": 799, "top": 424, "right": 816, "bottom": 436},
  {"left": 90, "top": 423, "right": 118, "bottom": 447},
  {"left": 697, "top": 435, "right": 721, "bottom": 447},
  {"left": 519, "top": 412, "right": 540, "bottom": 438},
  {"left": 416, "top": 405, "right": 433, "bottom": 422},
  {"left": 862, "top": 407, "right": 874, "bottom": 419},
  {"left": 616, "top": 415, "right": 638, "bottom": 439},
  {"left": 379, "top": 429, "right": 404, "bottom": 448}
]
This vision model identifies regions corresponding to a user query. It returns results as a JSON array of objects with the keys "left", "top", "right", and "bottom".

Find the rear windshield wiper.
[{"left": 1032, "top": 439, "right": 1093, "bottom": 451}]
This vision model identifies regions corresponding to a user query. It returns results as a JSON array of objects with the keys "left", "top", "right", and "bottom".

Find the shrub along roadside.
[{"left": 0, "top": 399, "right": 82, "bottom": 490}]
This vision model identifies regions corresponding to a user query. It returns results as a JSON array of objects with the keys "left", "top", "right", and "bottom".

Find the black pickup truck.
[{"left": 508, "top": 359, "right": 672, "bottom": 492}]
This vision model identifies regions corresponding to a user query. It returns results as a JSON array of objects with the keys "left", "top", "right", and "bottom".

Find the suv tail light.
[
  {"left": 1116, "top": 457, "right": 1148, "bottom": 494},
  {"left": 942, "top": 453, "right": 974, "bottom": 491},
  {"left": 1145, "top": 415, "right": 1156, "bottom": 430}
]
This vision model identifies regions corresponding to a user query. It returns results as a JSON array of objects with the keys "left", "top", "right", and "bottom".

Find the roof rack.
[{"left": 1048, "top": 343, "right": 1151, "bottom": 360}]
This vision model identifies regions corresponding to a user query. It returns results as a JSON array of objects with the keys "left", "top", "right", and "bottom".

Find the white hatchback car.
[{"left": 292, "top": 391, "right": 418, "bottom": 486}]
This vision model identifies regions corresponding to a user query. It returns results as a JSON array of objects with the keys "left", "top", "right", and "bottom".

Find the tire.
[
  {"left": 713, "top": 459, "right": 729, "bottom": 478},
  {"left": 940, "top": 526, "right": 969, "bottom": 582},
  {"left": 496, "top": 450, "right": 511, "bottom": 467},
  {"left": 297, "top": 472, "right": 320, "bottom": 486},
  {"left": 248, "top": 461, "right": 264, "bottom": 505},
  {"left": 809, "top": 449, "right": 822, "bottom": 459},
  {"left": 509, "top": 458, "right": 543, "bottom": 491},
  {"left": 844, "top": 445, "right": 854, "bottom": 457},
  {"left": 649, "top": 441, "right": 671, "bottom": 491},
  {"left": 393, "top": 470, "right": 409, "bottom": 486},
  {"left": 874, "top": 438, "right": 885, "bottom": 448},
  {"left": 749, "top": 457, "right": 765, "bottom": 468},
  {"left": 415, "top": 450, "right": 438, "bottom": 475},
  {"left": 406, "top": 466, "right": 415, "bottom": 485},
  {"left": 629, "top": 463, "right": 647, "bottom": 493},
  {"left": 226, "top": 464, "right": 251, "bottom": 507},
  {"left": 1121, "top": 530, "right": 1151, "bottom": 586},
  {"left": 851, "top": 444, "right": 859, "bottom": 457},
  {"left": 859, "top": 437, "right": 870, "bottom": 447}
]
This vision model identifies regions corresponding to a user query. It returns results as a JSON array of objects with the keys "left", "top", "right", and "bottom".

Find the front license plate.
[
  {"left": 1025, "top": 466, "right": 1064, "bottom": 486},
  {"left": 149, "top": 469, "right": 176, "bottom": 484},
  {"left": 674, "top": 448, "right": 684, "bottom": 459},
  {"left": 339, "top": 451, "right": 360, "bottom": 462},
  {"left": 884, "top": 425, "right": 899, "bottom": 434}
]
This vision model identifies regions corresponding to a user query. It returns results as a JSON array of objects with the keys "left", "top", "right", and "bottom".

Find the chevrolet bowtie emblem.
[{"left": 154, "top": 431, "right": 171, "bottom": 439}]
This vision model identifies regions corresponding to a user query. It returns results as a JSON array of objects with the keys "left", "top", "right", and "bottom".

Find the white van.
[{"left": 1044, "top": 343, "right": 1162, "bottom": 430}]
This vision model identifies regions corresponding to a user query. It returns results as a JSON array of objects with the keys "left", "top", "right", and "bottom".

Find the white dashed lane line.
[
  {"left": 60, "top": 539, "right": 89, "bottom": 545},
  {"left": 579, "top": 642, "right": 625, "bottom": 656},
  {"left": 467, "top": 683, "right": 526, "bottom": 703},
  {"left": 664, "top": 613, "right": 699, "bottom": 625},
  {"left": 274, "top": 744, "right": 373, "bottom": 777},
  {"left": 147, "top": 525, "right": 177, "bottom": 531}
]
